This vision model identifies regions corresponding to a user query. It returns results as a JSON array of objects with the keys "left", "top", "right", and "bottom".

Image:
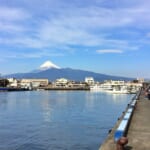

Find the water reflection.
[
  {"left": 0, "top": 91, "right": 133, "bottom": 150},
  {"left": 42, "top": 100, "right": 52, "bottom": 123},
  {"left": 108, "top": 93, "right": 135, "bottom": 104}
]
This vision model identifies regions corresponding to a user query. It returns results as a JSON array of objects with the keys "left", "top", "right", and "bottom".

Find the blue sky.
[{"left": 0, "top": 0, "right": 150, "bottom": 78}]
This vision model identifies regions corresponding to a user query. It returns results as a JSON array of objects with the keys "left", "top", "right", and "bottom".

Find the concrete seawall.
[{"left": 99, "top": 89, "right": 150, "bottom": 150}]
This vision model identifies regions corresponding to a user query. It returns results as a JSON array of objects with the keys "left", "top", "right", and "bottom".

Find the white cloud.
[
  {"left": 96, "top": 49, "right": 123, "bottom": 54},
  {"left": 29, "top": 3, "right": 150, "bottom": 50},
  {"left": 0, "top": 1, "right": 150, "bottom": 54},
  {"left": 0, "top": 22, "right": 25, "bottom": 32},
  {"left": 0, "top": 6, "right": 30, "bottom": 34},
  {"left": 0, "top": 48, "right": 64, "bottom": 60},
  {"left": 0, "top": 6, "right": 29, "bottom": 21}
]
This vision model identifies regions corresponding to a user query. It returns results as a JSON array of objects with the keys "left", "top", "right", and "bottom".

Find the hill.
[{"left": 5, "top": 68, "right": 133, "bottom": 82}]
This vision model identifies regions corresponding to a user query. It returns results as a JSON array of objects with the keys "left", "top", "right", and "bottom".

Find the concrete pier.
[{"left": 99, "top": 90, "right": 150, "bottom": 150}]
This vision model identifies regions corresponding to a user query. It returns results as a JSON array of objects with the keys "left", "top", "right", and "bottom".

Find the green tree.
[{"left": 0, "top": 79, "right": 9, "bottom": 87}]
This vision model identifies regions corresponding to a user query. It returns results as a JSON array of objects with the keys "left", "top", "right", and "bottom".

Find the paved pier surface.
[{"left": 99, "top": 90, "right": 150, "bottom": 150}]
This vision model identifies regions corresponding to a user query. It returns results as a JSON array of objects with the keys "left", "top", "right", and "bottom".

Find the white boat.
[
  {"left": 90, "top": 80, "right": 141, "bottom": 94},
  {"left": 107, "top": 85, "right": 129, "bottom": 94},
  {"left": 90, "top": 84, "right": 112, "bottom": 91}
]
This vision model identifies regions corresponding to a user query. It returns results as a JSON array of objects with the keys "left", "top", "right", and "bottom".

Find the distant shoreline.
[
  {"left": 0, "top": 87, "right": 90, "bottom": 91},
  {"left": 40, "top": 87, "right": 90, "bottom": 91},
  {"left": 0, "top": 87, "right": 30, "bottom": 92}
]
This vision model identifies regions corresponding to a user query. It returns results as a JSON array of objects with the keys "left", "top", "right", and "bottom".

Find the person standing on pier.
[{"left": 146, "top": 87, "right": 150, "bottom": 100}]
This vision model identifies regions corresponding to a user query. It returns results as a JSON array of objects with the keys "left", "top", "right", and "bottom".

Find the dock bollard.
[{"left": 116, "top": 137, "right": 128, "bottom": 150}]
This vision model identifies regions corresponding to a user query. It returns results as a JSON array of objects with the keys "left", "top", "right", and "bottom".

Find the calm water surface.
[{"left": 0, "top": 91, "right": 134, "bottom": 150}]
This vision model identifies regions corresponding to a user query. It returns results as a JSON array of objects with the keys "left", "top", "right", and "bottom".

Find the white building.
[
  {"left": 7, "top": 78, "right": 18, "bottom": 87},
  {"left": 20, "top": 79, "right": 49, "bottom": 88},
  {"left": 54, "top": 78, "right": 69, "bottom": 87},
  {"left": 104, "top": 80, "right": 125, "bottom": 85},
  {"left": 85, "top": 77, "right": 95, "bottom": 85}
]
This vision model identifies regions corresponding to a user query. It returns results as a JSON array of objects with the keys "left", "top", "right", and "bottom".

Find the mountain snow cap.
[{"left": 40, "top": 60, "right": 61, "bottom": 70}]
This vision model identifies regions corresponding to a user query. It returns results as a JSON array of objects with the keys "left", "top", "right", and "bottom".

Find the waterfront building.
[
  {"left": 7, "top": 78, "right": 18, "bottom": 87},
  {"left": 104, "top": 80, "right": 125, "bottom": 85},
  {"left": 136, "top": 78, "right": 144, "bottom": 83},
  {"left": 67, "top": 81, "right": 88, "bottom": 88},
  {"left": 20, "top": 79, "right": 49, "bottom": 88},
  {"left": 85, "top": 77, "right": 95, "bottom": 85},
  {"left": 52, "top": 78, "right": 88, "bottom": 88},
  {"left": 54, "top": 78, "right": 69, "bottom": 87}
]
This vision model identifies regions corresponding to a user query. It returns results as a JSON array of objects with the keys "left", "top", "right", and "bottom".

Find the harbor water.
[{"left": 0, "top": 91, "right": 134, "bottom": 150}]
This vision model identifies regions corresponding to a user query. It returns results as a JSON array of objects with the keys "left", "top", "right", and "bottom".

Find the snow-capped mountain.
[
  {"left": 39, "top": 60, "right": 61, "bottom": 70},
  {"left": 5, "top": 68, "right": 133, "bottom": 82},
  {"left": 4, "top": 60, "right": 133, "bottom": 81}
]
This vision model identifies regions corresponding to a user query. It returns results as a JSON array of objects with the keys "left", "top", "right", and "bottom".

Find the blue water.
[{"left": 0, "top": 91, "right": 134, "bottom": 150}]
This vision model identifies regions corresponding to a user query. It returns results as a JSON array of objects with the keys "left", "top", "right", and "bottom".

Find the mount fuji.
[
  {"left": 4, "top": 60, "right": 134, "bottom": 81},
  {"left": 30, "top": 60, "right": 61, "bottom": 73},
  {"left": 39, "top": 60, "right": 61, "bottom": 70}
]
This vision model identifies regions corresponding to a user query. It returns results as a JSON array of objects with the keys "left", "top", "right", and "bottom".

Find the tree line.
[{"left": 0, "top": 79, "right": 9, "bottom": 87}]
